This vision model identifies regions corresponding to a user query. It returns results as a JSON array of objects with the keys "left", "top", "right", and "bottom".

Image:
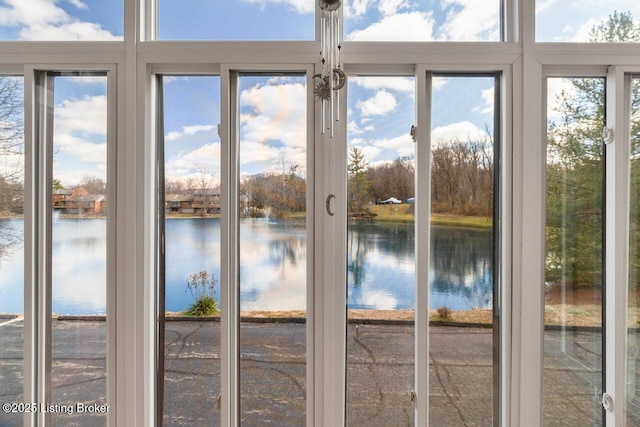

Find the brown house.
[
  {"left": 54, "top": 187, "right": 106, "bottom": 215},
  {"left": 165, "top": 194, "right": 195, "bottom": 214}
]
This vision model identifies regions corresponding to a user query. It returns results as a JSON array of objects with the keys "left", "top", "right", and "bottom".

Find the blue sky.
[{"left": 1, "top": 1, "right": 639, "bottom": 186}]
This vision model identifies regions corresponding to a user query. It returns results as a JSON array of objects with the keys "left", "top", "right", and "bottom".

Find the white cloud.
[
  {"left": 363, "top": 291, "right": 398, "bottom": 310},
  {"left": 349, "top": 133, "right": 413, "bottom": 163},
  {"left": 55, "top": 95, "right": 107, "bottom": 136},
  {"left": 347, "top": 11, "right": 436, "bottom": 41},
  {"left": 371, "top": 133, "right": 413, "bottom": 150},
  {"left": 350, "top": 76, "right": 414, "bottom": 94},
  {"left": 48, "top": 94, "right": 108, "bottom": 184},
  {"left": 0, "top": 0, "right": 119, "bottom": 41},
  {"left": 439, "top": 0, "right": 500, "bottom": 41},
  {"left": 345, "top": 0, "right": 374, "bottom": 17},
  {"left": 535, "top": 0, "right": 556, "bottom": 14},
  {"left": 54, "top": 134, "right": 106, "bottom": 164},
  {"left": 432, "top": 77, "right": 450, "bottom": 91},
  {"left": 546, "top": 78, "right": 578, "bottom": 122},
  {"left": 377, "top": 0, "right": 409, "bottom": 17},
  {"left": 472, "top": 87, "right": 495, "bottom": 115},
  {"left": 359, "top": 145, "right": 383, "bottom": 163},
  {"left": 66, "top": 0, "right": 88, "bottom": 10},
  {"left": 431, "top": 121, "right": 486, "bottom": 145},
  {"left": 239, "top": 81, "right": 307, "bottom": 151},
  {"left": 165, "top": 124, "right": 217, "bottom": 142},
  {"left": 241, "top": 0, "right": 314, "bottom": 14},
  {"left": 165, "top": 143, "right": 222, "bottom": 182},
  {"left": 348, "top": 120, "right": 375, "bottom": 135},
  {"left": 564, "top": 17, "right": 601, "bottom": 42},
  {"left": 357, "top": 90, "right": 397, "bottom": 117}
]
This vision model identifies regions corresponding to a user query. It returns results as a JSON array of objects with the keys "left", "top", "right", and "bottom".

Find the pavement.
[{"left": 1, "top": 319, "right": 640, "bottom": 426}]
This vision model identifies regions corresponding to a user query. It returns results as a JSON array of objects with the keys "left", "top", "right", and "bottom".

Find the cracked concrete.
[{"left": 2, "top": 320, "right": 640, "bottom": 426}]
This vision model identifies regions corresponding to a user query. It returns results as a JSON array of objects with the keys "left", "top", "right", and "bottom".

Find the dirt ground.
[{"left": 159, "top": 285, "right": 640, "bottom": 328}]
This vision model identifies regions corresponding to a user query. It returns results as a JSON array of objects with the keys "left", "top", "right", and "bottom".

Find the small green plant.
[
  {"left": 185, "top": 270, "right": 219, "bottom": 316},
  {"left": 436, "top": 306, "right": 452, "bottom": 320}
]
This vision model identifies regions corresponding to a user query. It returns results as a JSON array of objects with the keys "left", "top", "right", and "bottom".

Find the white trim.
[
  {"left": 23, "top": 65, "right": 36, "bottom": 427},
  {"left": 325, "top": 65, "right": 347, "bottom": 427},
  {"left": 510, "top": 55, "right": 524, "bottom": 427},
  {"left": 220, "top": 64, "right": 239, "bottom": 427},
  {"left": 605, "top": 66, "right": 630, "bottom": 427},
  {"left": 414, "top": 64, "right": 431, "bottom": 426},
  {"left": 519, "top": 53, "right": 544, "bottom": 427},
  {"left": 304, "top": 64, "right": 317, "bottom": 427},
  {"left": 106, "top": 64, "right": 118, "bottom": 427},
  {"left": 139, "top": 59, "right": 155, "bottom": 427},
  {"left": 500, "top": 64, "right": 514, "bottom": 427},
  {"left": 6, "top": 1, "right": 640, "bottom": 425}
]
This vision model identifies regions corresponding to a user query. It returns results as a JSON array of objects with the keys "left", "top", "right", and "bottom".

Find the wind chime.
[{"left": 315, "top": 0, "right": 346, "bottom": 138}]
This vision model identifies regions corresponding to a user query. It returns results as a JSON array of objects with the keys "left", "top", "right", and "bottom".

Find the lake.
[{"left": 0, "top": 218, "right": 493, "bottom": 315}]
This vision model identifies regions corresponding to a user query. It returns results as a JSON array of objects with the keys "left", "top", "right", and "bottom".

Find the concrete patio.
[{"left": 1, "top": 319, "right": 639, "bottom": 426}]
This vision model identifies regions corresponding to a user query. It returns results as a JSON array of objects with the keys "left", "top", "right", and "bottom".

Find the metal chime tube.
[
  {"left": 320, "top": 12, "right": 326, "bottom": 134},
  {"left": 329, "top": 10, "right": 335, "bottom": 138},
  {"left": 335, "top": 7, "right": 342, "bottom": 122}
]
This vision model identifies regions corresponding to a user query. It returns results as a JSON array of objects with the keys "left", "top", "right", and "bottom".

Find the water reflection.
[
  {"left": 347, "top": 222, "right": 493, "bottom": 311},
  {"left": 0, "top": 218, "right": 493, "bottom": 314}
]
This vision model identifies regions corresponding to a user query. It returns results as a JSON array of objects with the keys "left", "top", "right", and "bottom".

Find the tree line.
[{"left": 347, "top": 136, "right": 494, "bottom": 219}]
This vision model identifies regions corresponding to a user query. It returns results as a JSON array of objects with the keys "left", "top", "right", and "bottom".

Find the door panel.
[
  {"left": 237, "top": 74, "right": 308, "bottom": 425},
  {"left": 345, "top": 75, "right": 416, "bottom": 426},
  {"left": 543, "top": 76, "right": 605, "bottom": 426},
  {"left": 428, "top": 74, "right": 500, "bottom": 426}
]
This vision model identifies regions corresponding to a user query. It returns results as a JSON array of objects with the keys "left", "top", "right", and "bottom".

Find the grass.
[{"left": 368, "top": 204, "right": 493, "bottom": 229}]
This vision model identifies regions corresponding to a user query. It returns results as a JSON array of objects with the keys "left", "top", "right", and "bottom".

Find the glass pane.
[
  {"left": 344, "top": 0, "right": 500, "bottom": 42},
  {"left": 429, "top": 75, "right": 498, "bottom": 425},
  {"left": 50, "top": 73, "right": 108, "bottom": 424},
  {"left": 0, "top": 76, "right": 24, "bottom": 427},
  {"left": 536, "top": 3, "right": 640, "bottom": 42},
  {"left": 0, "top": 0, "right": 123, "bottom": 41},
  {"left": 158, "top": 0, "right": 313, "bottom": 40},
  {"left": 345, "top": 76, "right": 415, "bottom": 425},
  {"left": 160, "top": 76, "right": 222, "bottom": 425},
  {"left": 543, "top": 77, "right": 604, "bottom": 425},
  {"left": 628, "top": 76, "right": 640, "bottom": 425},
  {"left": 239, "top": 75, "right": 307, "bottom": 424}
]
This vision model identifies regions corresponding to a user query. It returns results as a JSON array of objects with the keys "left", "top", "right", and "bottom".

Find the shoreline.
[
  {"left": 2, "top": 211, "right": 493, "bottom": 230},
  {"left": 1, "top": 305, "right": 626, "bottom": 329}
]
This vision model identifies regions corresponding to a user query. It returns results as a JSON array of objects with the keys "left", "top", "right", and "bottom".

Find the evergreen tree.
[
  {"left": 545, "top": 11, "right": 640, "bottom": 289},
  {"left": 347, "top": 147, "right": 372, "bottom": 216}
]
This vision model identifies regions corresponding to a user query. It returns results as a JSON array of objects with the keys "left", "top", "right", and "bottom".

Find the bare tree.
[
  {"left": 0, "top": 77, "right": 24, "bottom": 258},
  {"left": 189, "top": 165, "right": 217, "bottom": 216}
]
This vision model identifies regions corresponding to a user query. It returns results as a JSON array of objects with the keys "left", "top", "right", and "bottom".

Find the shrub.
[
  {"left": 185, "top": 295, "right": 218, "bottom": 317},
  {"left": 436, "top": 306, "right": 452, "bottom": 320},
  {"left": 185, "top": 270, "right": 219, "bottom": 316}
]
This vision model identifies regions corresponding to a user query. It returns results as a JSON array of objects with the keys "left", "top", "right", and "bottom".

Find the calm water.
[{"left": 0, "top": 218, "right": 493, "bottom": 314}]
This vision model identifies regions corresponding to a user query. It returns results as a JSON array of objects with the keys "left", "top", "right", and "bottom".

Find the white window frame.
[
  {"left": 0, "top": 0, "right": 639, "bottom": 426},
  {"left": 21, "top": 62, "right": 120, "bottom": 426}
]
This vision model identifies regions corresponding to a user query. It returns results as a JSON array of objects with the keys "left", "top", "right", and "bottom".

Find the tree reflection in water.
[{"left": 347, "top": 222, "right": 493, "bottom": 310}]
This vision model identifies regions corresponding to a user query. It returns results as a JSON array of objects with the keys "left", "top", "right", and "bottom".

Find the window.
[
  {"left": 157, "top": 0, "right": 314, "bottom": 40},
  {"left": 536, "top": 2, "right": 640, "bottom": 43},
  {"left": 543, "top": 76, "right": 605, "bottom": 425},
  {"left": 0, "top": 0, "right": 123, "bottom": 41},
  {"left": 345, "top": 75, "right": 416, "bottom": 425},
  {"left": 0, "top": 75, "right": 24, "bottom": 427},
  {"left": 344, "top": 0, "right": 501, "bottom": 42},
  {"left": 627, "top": 75, "right": 640, "bottom": 425},
  {"left": 2, "top": 2, "right": 640, "bottom": 426},
  {"left": 157, "top": 75, "right": 222, "bottom": 425}
]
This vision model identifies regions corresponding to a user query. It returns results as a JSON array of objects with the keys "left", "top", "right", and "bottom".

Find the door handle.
[{"left": 326, "top": 194, "right": 335, "bottom": 216}]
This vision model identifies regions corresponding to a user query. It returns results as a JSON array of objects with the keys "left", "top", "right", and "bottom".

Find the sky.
[{"left": 1, "top": 0, "right": 639, "bottom": 187}]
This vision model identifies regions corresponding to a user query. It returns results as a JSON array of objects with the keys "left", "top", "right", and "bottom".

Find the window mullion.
[
  {"left": 604, "top": 65, "right": 630, "bottom": 425},
  {"left": 414, "top": 66, "right": 431, "bottom": 426},
  {"left": 220, "top": 66, "right": 240, "bottom": 427}
]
